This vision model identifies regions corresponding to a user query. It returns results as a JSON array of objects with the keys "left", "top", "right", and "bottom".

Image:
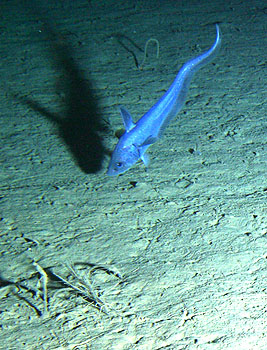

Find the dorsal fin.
[{"left": 120, "top": 106, "right": 135, "bottom": 132}]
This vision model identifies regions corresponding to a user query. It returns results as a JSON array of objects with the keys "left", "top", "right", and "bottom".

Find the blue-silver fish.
[{"left": 107, "top": 24, "right": 221, "bottom": 176}]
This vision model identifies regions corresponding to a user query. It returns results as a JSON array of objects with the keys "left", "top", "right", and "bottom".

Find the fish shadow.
[{"left": 23, "top": 26, "right": 108, "bottom": 174}]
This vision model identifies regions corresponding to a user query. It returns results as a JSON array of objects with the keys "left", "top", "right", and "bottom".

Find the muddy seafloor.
[{"left": 0, "top": 0, "right": 266, "bottom": 349}]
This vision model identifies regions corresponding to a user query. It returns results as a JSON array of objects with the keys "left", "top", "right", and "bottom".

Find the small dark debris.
[{"left": 244, "top": 232, "right": 252, "bottom": 236}]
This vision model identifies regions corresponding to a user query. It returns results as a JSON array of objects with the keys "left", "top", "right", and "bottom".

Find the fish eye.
[{"left": 116, "top": 162, "right": 123, "bottom": 168}]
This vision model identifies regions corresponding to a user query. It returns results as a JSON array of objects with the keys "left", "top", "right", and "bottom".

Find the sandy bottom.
[{"left": 0, "top": 1, "right": 266, "bottom": 349}]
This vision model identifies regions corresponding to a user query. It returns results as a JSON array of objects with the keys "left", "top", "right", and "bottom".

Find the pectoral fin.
[
  {"left": 140, "top": 153, "right": 150, "bottom": 166},
  {"left": 137, "top": 145, "right": 150, "bottom": 166},
  {"left": 140, "top": 136, "right": 158, "bottom": 147}
]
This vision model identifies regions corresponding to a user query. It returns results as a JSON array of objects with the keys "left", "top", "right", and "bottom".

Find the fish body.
[{"left": 107, "top": 24, "right": 221, "bottom": 176}]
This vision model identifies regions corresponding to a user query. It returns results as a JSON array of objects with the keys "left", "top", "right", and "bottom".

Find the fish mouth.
[{"left": 106, "top": 166, "right": 117, "bottom": 176}]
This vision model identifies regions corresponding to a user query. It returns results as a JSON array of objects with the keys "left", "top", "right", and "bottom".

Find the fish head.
[{"left": 107, "top": 142, "right": 140, "bottom": 176}]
